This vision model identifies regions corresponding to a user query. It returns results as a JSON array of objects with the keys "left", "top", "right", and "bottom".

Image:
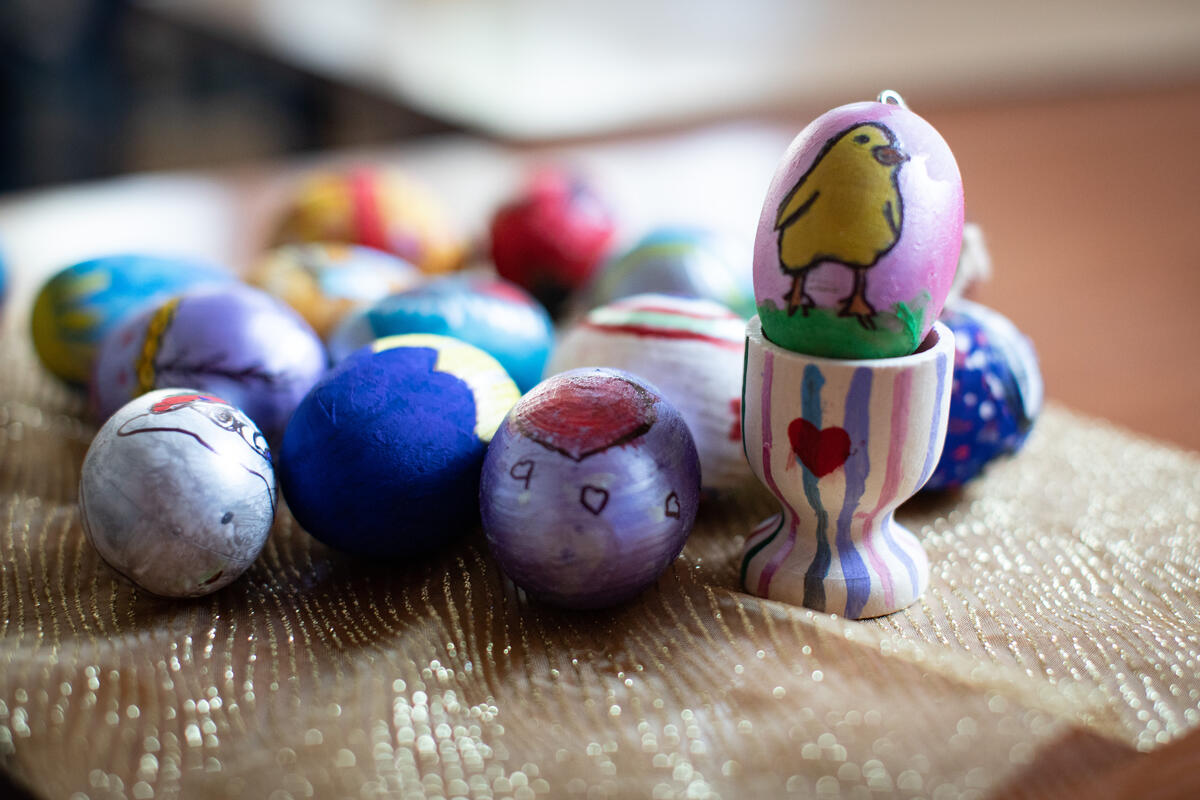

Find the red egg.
[{"left": 490, "top": 170, "right": 616, "bottom": 316}]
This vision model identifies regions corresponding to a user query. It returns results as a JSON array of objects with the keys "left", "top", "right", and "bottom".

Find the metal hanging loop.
[{"left": 877, "top": 90, "right": 909, "bottom": 109}]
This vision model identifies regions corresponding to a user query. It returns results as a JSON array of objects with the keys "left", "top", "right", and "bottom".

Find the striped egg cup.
[{"left": 740, "top": 316, "right": 954, "bottom": 619}]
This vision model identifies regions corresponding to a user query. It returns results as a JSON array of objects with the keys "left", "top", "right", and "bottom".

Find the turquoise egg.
[
  {"left": 32, "top": 254, "right": 232, "bottom": 385},
  {"left": 328, "top": 273, "right": 554, "bottom": 392}
]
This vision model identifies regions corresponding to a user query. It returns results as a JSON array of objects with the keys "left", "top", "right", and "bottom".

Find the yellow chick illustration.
[{"left": 774, "top": 122, "right": 908, "bottom": 328}]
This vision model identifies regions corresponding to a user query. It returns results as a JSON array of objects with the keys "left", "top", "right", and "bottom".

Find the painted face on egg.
[
  {"left": 754, "top": 101, "right": 963, "bottom": 359},
  {"left": 79, "top": 389, "right": 277, "bottom": 597},
  {"left": 118, "top": 392, "right": 273, "bottom": 477},
  {"left": 480, "top": 368, "right": 701, "bottom": 609}
]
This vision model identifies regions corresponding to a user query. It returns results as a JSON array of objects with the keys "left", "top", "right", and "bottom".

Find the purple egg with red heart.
[
  {"left": 480, "top": 368, "right": 701, "bottom": 609},
  {"left": 923, "top": 299, "right": 1042, "bottom": 491},
  {"left": 90, "top": 283, "right": 327, "bottom": 441}
]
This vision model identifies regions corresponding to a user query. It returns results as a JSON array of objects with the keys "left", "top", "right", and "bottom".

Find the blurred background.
[
  {"left": 4, "top": 0, "right": 1200, "bottom": 189},
  {"left": 1, "top": 0, "right": 1199, "bottom": 449}
]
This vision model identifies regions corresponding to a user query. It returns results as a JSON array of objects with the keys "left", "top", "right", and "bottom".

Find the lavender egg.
[
  {"left": 79, "top": 389, "right": 276, "bottom": 597},
  {"left": 91, "top": 284, "right": 327, "bottom": 439},
  {"left": 754, "top": 97, "right": 963, "bottom": 359},
  {"left": 480, "top": 368, "right": 700, "bottom": 609}
]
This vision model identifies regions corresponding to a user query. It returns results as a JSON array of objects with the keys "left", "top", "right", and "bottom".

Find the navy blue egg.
[
  {"left": 279, "top": 344, "right": 489, "bottom": 557},
  {"left": 923, "top": 300, "right": 1043, "bottom": 492}
]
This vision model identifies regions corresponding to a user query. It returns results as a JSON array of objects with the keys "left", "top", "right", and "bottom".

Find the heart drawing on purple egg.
[
  {"left": 515, "top": 373, "right": 656, "bottom": 461},
  {"left": 786, "top": 418, "right": 850, "bottom": 478}
]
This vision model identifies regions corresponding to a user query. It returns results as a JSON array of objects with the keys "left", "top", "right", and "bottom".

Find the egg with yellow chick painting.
[{"left": 754, "top": 95, "right": 963, "bottom": 359}]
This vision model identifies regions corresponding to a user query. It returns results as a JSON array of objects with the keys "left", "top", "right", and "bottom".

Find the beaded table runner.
[{"left": 2, "top": 327, "right": 1198, "bottom": 799}]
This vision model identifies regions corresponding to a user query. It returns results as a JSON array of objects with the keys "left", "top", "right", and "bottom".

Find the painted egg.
[
  {"left": 480, "top": 367, "right": 701, "bottom": 609},
  {"left": 279, "top": 334, "right": 520, "bottom": 558},
  {"left": 328, "top": 273, "right": 554, "bottom": 393},
  {"left": 923, "top": 300, "right": 1043, "bottom": 491},
  {"left": 91, "top": 284, "right": 327, "bottom": 440},
  {"left": 250, "top": 242, "right": 423, "bottom": 339},
  {"left": 31, "top": 254, "right": 232, "bottom": 385},
  {"left": 273, "top": 167, "right": 467, "bottom": 274},
  {"left": 490, "top": 169, "right": 616, "bottom": 316},
  {"left": 79, "top": 389, "right": 276, "bottom": 597},
  {"left": 578, "top": 227, "right": 755, "bottom": 319},
  {"left": 753, "top": 97, "right": 963, "bottom": 359},
  {"left": 548, "top": 294, "right": 751, "bottom": 492}
]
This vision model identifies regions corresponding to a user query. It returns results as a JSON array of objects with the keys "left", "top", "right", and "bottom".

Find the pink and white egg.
[{"left": 549, "top": 294, "right": 751, "bottom": 492}]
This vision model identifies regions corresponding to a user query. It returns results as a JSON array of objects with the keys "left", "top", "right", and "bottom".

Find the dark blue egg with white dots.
[{"left": 923, "top": 300, "right": 1042, "bottom": 491}]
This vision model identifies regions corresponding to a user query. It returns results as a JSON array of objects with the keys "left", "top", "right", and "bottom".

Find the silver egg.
[{"left": 79, "top": 388, "right": 277, "bottom": 597}]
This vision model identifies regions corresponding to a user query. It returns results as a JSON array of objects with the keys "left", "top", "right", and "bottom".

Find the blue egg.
[
  {"left": 328, "top": 273, "right": 552, "bottom": 393},
  {"left": 578, "top": 227, "right": 756, "bottom": 319},
  {"left": 923, "top": 300, "right": 1043, "bottom": 491},
  {"left": 31, "top": 254, "right": 232, "bottom": 384},
  {"left": 279, "top": 334, "right": 520, "bottom": 557},
  {"left": 328, "top": 274, "right": 553, "bottom": 393}
]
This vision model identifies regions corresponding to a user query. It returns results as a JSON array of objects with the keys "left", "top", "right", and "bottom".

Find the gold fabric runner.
[{"left": 2, "top": 329, "right": 1198, "bottom": 799}]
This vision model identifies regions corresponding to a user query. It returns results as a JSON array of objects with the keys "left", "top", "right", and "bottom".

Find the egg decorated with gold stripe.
[{"left": 90, "top": 284, "right": 326, "bottom": 439}]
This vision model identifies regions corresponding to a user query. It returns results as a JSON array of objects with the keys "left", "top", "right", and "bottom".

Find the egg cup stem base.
[{"left": 738, "top": 316, "right": 954, "bottom": 619}]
